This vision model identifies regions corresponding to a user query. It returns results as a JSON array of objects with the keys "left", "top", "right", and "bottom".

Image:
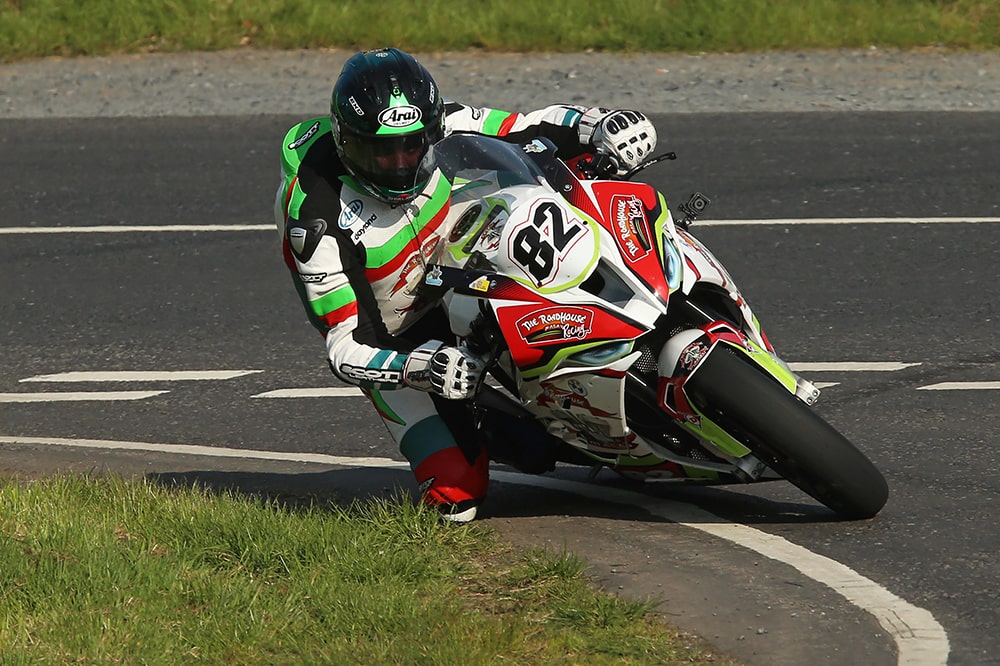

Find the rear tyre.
[{"left": 685, "top": 347, "right": 889, "bottom": 519}]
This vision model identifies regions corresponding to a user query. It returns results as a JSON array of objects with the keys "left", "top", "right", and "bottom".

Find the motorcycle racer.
[{"left": 274, "top": 47, "right": 658, "bottom": 522}]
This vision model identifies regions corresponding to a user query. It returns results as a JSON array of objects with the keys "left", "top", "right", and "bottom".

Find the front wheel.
[{"left": 685, "top": 347, "right": 889, "bottom": 519}]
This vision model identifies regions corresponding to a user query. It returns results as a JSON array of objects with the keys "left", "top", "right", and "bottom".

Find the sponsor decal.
[
  {"left": 405, "top": 367, "right": 431, "bottom": 383},
  {"left": 461, "top": 205, "right": 507, "bottom": 253},
  {"left": 391, "top": 236, "right": 441, "bottom": 296},
  {"left": 539, "top": 402, "right": 627, "bottom": 450},
  {"left": 537, "top": 385, "right": 613, "bottom": 417},
  {"left": 449, "top": 204, "right": 481, "bottom": 243},
  {"left": 339, "top": 199, "right": 364, "bottom": 229},
  {"left": 609, "top": 194, "right": 651, "bottom": 261},
  {"left": 469, "top": 276, "right": 491, "bottom": 292},
  {"left": 348, "top": 96, "right": 364, "bottom": 116},
  {"left": 287, "top": 121, "right": 321, "bottom": 150},
  {"left": 591, "top": 437, "right": 633, "bottom": 451},
  {"left": 680, "top": 341, "right": 709, "bottom": 371},
  {"left": 424, "top": 265, "right": 443, "bottom": 287},
  {"left": 516, "top": 306, "right": 594, "bottom": 345},
  {"left": 339, "top": 364, "right": 402, "bottom": 383},
  {"left": 522, "top": 139, "right": 548, "bottom": 154},
  {"left": 351, "top": 214, "right": 378, "bottom": 243},
  {"left": 378, "top": 105, "right": 422, "bottom": 129},
  {"left": 298, "top": 272, "right": 327, "bottom": 283},
  {"left": 476, "top": 217, "right": 504, "bottom": 253}
]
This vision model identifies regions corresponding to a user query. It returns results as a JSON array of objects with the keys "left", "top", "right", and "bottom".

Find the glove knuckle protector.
[
  {"left": 581, "top": 107, "right": 658, "bottom": 175},
  {"left": 403, "top": 341, "right": 484, "bottom": 400}
]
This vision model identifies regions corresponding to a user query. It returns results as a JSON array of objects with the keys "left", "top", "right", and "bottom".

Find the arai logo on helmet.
[{"left": 378, "top": 105, "right": 422, "bottom": 129}]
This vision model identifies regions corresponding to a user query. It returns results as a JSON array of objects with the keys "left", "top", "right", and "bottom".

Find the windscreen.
[{"left": 415, "top": 134, "right": 546, "bottom": 193}]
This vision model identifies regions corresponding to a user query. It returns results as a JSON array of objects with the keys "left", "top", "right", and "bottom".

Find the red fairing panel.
[
  {"left": 588, "top": 181, "right": 672, "bottom": 304},
  {"left": 483, "top": 277, "right": 646, "bottom": 370}
]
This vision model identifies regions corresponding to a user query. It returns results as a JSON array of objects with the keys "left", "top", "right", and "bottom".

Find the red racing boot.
[{"left": 413, "top": 444, "right": 489, "bottom": 522}]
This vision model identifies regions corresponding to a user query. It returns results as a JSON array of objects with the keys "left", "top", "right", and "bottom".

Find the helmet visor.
[{"left": 340, "top": 125, "right": 442, "bottom": 197}]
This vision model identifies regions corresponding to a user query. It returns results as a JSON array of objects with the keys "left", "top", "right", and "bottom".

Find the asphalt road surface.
[{"left": 1, "top": 111, "right": 998, "bottom": 666}]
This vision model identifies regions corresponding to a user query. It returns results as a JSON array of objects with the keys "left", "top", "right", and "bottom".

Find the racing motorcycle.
[{"left": 416, "top": 134, "right": 889, "bottom": 519}]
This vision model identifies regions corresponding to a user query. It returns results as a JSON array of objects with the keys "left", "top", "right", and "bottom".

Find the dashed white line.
[
  {"left": 0, "top": 434, "right": 951, "bottom": 665},
  {"left": 4, "top": 363, "right": 920, "bottom": 402},
  {"left": 0, "top": 435, "right": 407, "bottom": 470},
  {"left": 21, "top": 370, "right": 262, "bottom": 383},
  {"left": 0, "top": 225, "right": 272, "bottom": 234},
  {"left": 790, "top": 362, "right": 922, "bottom": 372},
  {"left": 697, "top": 217, "right": 1000, "bottom": 227},
  {"left": 251, "top": 387, "right": 363, "bottom": 398},
  {"left": 917, "top": 382, "right": 1000, "bottom": 391},
  {"left": 0, "top": 391, "right": 169, "bottom": 403}
]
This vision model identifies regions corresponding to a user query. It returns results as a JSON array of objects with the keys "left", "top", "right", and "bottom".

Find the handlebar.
[{"left": 572, "top": 151, "right": 678, "bottom": 181}]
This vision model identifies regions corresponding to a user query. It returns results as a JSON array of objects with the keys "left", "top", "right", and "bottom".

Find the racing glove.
[
  {"left": 402, "top": 340, "right": 484, "bottom": 400},
  {"left": 579, "top": 108, "right": 658, "bottom": 175}
]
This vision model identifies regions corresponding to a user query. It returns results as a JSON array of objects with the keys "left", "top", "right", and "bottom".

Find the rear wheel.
[{"left": 685, "top": 346, "right": 889, "bottom": 519}]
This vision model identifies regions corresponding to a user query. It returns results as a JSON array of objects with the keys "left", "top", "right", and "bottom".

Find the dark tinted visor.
[{"left": 341, "top": 125, "right": 441, "bottom": 193}]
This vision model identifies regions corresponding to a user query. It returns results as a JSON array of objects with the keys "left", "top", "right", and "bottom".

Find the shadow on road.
[{"left": 147, "top": 464, "right": 844, "bottom": 527}]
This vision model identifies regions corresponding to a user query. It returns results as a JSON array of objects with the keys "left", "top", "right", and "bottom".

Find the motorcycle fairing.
[
  {"left": 519, "top": 359, "right": 645, "bottom": 455},
  {"left": 671, "top": 226, "right": 774, "bottom": 353},
  {"left": 492, "top": 292, "right": 648, "bottom": 378}
]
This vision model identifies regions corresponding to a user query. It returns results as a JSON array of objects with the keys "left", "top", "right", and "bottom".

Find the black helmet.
[{"left": 330, "top": 48, "right": 446, "bottom": 204}]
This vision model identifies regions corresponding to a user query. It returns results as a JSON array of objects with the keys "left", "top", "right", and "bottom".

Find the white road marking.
[
  {"left": 697, "top": 217, "right": 1000, "bottom": 227},
  {"left": 21, "top": 370, "right": 262, "bottom": 383},
  {"left": 917, "top": 382, "right": 1000, "bottom": 391},
  {"left": 0, "top": 435, "right": 408, "bottom": 468},
  {"left": 0, "top": 391, "right": 169, "bottom": 403},
  {"left": 790, "top": 362, "right": 921, "bottom": 372},
  {"left": 251, "top": 387, "right": 363, "bottom": 398},
  {"left": 2, "top": 218, "right": 1000, "bottom": 235},
  {"left": 489, "top": 471, "right": 951, "bottom": 666},
  {"left": 0, "top": 434, "right": 950, "bottom": 665},
  {"left": 0, "top": 225, "right": 273, "bottom": 234}
]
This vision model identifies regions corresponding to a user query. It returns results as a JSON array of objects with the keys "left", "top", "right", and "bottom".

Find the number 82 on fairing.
[{"left": 503, "top": 197, "right": 597, "bottom": 291}]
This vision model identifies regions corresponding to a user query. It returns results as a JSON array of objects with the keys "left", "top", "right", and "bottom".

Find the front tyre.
[{"left": 686, "top": 347, "right": 889, "bottom": 519}]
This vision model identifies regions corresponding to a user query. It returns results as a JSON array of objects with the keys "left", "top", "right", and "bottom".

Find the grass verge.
[
  {"left": 0, "top": 474, "right": 738, "bottom": 665},
  {"left": 0, "top": 0, "right": 998, "bottom": 63}
]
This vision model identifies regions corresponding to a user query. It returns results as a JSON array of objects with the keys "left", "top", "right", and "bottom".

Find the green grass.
[
  {"left": 0, "top": 474, "right": 736, "bottom": 665},
  {"left": 0, "top": 0, "right": 997, "bottom": 62}
]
